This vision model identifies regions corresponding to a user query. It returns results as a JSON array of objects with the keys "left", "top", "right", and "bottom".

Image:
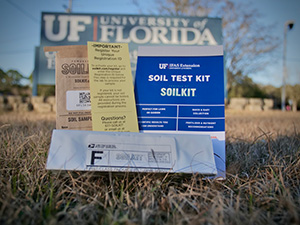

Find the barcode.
[
  {"left": 148, "top": 152, "right": 171, "bottom": 163},
  {"left": 79, "top": 92, "right": 90, "bottom": 103}
]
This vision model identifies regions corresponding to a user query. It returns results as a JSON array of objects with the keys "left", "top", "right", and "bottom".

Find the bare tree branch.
[{"left": 151, "top": 0, "right": 280, "bottom": 92}]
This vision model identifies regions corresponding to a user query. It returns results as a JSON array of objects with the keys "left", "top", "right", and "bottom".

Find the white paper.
[
  {"left": 47, "top": 130, "right": 217, "bottom": 175},
  {"left": 66, "top": 90, "right": 91, "bottom": 110},
  {"left": 85, "top": 134, "right": 176, "bottom": 172}
]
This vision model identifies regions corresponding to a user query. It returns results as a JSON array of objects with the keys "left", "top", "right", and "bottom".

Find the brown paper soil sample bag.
[{"left": 44, "top": 45, "right": 92, "bottom": 130}]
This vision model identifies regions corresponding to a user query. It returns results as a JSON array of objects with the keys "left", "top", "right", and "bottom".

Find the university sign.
[
  {"left": 33, "top": 12, "right": 222, "bottom": 91},
  {"left": 42, "top": 14, "right": 220, "bottom": 44}
]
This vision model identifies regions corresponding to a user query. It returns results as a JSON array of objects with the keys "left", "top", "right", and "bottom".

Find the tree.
[
  {"left": 263, "top": 85, "right": 281, "bottom": 108},
  {"left": 0, "top": 69, "right": 8, "bottom": 87},
  {"left": 154, "top": 0, "right": 215, "bottom": 17},
  {"left": 5, "top": 70, "right": 24, "bottom": 86},
  {"left": 0, "top": 68, "right": 11, "bottom": 94},
  {"left": 0, "top": 68, "right": 28, "bottom": 94},
  {"left": 218, "top": 0, "right": 279, "bottom": 93},
  {"left": 228, "top": 74, "right": 266, "bottom": 98},
  {"left": 29, "top": 71, "right": 33, "bottom": 85},
  {"left": 137, "top": 0, "right": 280, "bottom": 93},
  {"left": 286, "top": 84, "right": 300, "bottom": 112}
]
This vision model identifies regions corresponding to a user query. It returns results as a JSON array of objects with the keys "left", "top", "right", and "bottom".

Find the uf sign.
[{"left": 34, "top": 13, "right": 222, "bottom": 87}]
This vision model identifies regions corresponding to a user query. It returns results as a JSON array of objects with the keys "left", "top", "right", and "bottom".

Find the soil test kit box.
[{"left": 134, "top": 45, "right": 225, "bottom": 177}]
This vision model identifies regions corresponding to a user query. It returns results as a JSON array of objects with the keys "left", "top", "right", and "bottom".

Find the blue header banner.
[
  {"left": 135, "top": 56, "right": 224, "bottom": 106},
  {"left": 135, "top": 53, "right": 224, "bottom": 131},
  {"left": 134, "top": 46, "right": 224, "bottom": 132}
]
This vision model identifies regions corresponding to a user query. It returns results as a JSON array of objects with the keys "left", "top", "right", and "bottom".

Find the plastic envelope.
[{"left": 47, "top": 129, "right": 217, "bottom": 175}]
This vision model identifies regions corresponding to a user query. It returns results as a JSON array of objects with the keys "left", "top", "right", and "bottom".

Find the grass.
[{"left": 0, "top": 110, "right": 299, "bottom": 225}]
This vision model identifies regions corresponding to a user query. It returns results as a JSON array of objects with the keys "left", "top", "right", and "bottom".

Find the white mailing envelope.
[{"left": 47, "top": 130, "right": 217, "bottom": 175}]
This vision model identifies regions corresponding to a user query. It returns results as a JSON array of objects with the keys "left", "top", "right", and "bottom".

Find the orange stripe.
[{"left": 93, "top": 16, "right": 97, "bottom": 41}]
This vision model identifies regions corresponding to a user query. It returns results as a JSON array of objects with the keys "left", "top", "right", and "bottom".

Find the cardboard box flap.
[{"left": 44, "top": 45, "right": 87, "bottom": 58}]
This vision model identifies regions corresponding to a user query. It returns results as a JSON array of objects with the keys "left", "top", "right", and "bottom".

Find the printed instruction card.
[
  {"left": 134, "top": 46, "right": 225, "bottom": 177},
  {"left": 87, "top": 42, "right": 139, "bottom": 132}
]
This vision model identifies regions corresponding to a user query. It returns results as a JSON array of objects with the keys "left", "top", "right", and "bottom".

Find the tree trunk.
[{"left": 292, "top": 99, "right": 298, "bottom": 112}]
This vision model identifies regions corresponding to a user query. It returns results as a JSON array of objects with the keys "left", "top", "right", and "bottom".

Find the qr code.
[{"left": 79, "top": 92, "right": 90, "bottom": 103}]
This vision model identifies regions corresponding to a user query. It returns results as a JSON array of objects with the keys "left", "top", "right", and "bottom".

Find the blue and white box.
[{"left": 134, "top": 45, "right": 225, "bottom": 178}]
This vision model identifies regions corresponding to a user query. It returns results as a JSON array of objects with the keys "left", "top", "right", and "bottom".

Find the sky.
[{"left": 0, "top": 0, "right": 299, "bottom": 87}]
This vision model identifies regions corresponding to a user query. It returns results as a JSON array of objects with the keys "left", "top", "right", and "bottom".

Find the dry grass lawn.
[{"left": 0, "top": 110, "right": 299, "bottom": 224}]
